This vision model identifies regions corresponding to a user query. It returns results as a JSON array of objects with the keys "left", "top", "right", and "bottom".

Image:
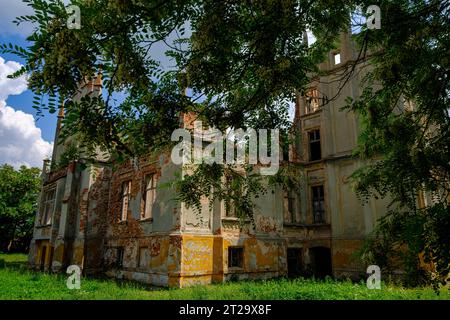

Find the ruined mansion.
[{"left": 29, "top": 34, "right": 392, "bottom": 287}]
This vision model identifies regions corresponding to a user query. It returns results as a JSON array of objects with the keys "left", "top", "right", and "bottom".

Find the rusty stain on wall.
[{"left": 28, "top": 33, "right": 393, "bottom": 287}]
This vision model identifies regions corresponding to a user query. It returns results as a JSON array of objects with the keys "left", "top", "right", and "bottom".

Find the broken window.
[
  {"left": 121, "top": 181, "right": 131, "bottom": 221},
  {"left": 308, "top": 130, "right": 322, "bottom": 161},
  {"left": 142, "top": 174, "right": 157, "bottom": 220},
  {"left": 40, "top": 188, "right": 56, "bottom": 225},
  {"left": 305, "top": 88, "right": 320, "bottom": 114},
  {"left": 138, "top": 247, "right": 149, "bottom": 268},
  {"left": 228, "top": 247, "right": 244, "bottom": 268},
  {"left": 312, "top": 185, "right": 325, "bottom": 224}
]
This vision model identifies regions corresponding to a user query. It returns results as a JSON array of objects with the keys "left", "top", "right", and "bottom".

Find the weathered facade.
[{"left": 29, "top": 33, "right": 391, "bottom": 287}]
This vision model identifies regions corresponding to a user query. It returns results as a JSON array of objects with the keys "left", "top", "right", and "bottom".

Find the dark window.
[
  {"left": 228, "top": 247, "right": 244, "bottom": 268},
  {"left": 310, "top": 247, "right": 332, "bottom": 279},
  {"left": 308, "top": 130, "right": 321, "bottom": 161},
  {"left": 287, "top": 248, "right": 303, "bottom": 278},
  {"left": 312, "top": 186, "right": 325, "bottom": 223},
  {"left": 116, "top": 247, "right": 124, "bottom": 268}
]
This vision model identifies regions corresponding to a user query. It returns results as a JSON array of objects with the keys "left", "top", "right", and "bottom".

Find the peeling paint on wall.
[{"left": 29, "top": 33, "right": 392, "bottom": 287}]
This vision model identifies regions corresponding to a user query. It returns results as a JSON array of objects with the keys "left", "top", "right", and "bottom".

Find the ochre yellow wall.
[
  {"left": 178, "top": 235, "right": 285, "bottom": 288},
  {"left": 34, "top": 240, "right": 53, "bottom": 270}
]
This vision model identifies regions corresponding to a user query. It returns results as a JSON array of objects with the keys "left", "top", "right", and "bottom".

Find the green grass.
[{"left": 0, "top": 253, "right": 448, "bottom": 300}]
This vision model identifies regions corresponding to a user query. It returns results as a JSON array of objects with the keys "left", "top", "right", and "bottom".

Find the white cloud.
[
  {"left": 0, "top": 57, "right": 28, "bottom": 100},
  {"left": 0, "top": 56, "right": 53, "bottom": 168}
]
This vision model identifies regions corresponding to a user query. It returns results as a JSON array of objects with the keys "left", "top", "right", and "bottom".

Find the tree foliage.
[
  {"left": 0, "top": 165, "right": 41, "bottom": 253},
  {"left": 1, "top": 0, "right": 449, "bottom": 285},
  {"left": 348, "top": 0, "right": 450, "bottom": 287},
  {"left": 1, "top": 0, "right": 353, "bottom": 156},
  {"left": 172, "top": 162, "right": 303, "bottom": 225},
  {"left": 1, "top": 0, "right": 351, "bottom": 229}
]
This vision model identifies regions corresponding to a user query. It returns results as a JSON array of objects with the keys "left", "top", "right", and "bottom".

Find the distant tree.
[{"left": 0, "top": 165, "right": 41, "bottom": 252}]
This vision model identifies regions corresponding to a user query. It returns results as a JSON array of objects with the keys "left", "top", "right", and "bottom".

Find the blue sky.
[
  {"left": 0, "top": 0, "right": 183, "bottom": 169},
  {"left": 1, "top": 6, "right": 58, "bottom": 143},
  {"left": 0, "top": 0, "right": 56, "bottom": 168}
]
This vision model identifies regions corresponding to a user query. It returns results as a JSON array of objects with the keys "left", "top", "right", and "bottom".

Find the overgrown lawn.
[{"left": 0, "top": 253, "right": 447, "bottom": 300}]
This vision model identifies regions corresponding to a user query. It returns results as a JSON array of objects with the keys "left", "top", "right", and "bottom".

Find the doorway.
[
  {"left": 309, "top": 247, "right": 332, "bottom": 279},
  {"left": 287, "top": 248, "right": 303, "bottom": 278}
]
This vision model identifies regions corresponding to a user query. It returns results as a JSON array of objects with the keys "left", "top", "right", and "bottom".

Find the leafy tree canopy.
[
  {"left": 1, "top": 0, "right": 356, "bottom": 156},
  {"left": 1, "top": 0, "right": 449, "bottom": 285},
  {"left": 0, "top": 164, "right": 41, "bottom": 252},
  {"left": 346, "top": 0, "right": 450, "bottom": 287}
]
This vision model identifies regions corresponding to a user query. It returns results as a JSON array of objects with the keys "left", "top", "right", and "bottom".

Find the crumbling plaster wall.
[
  {"left": 29, "top": 167, "right": 68, "bottom": 270},
  {"left": 29, "top": 33, "right": 397, "bottom": 286},
  {"left": 102, "top": 153, "right": 184, "bottom": 287},
  {"left": 300, "top": 31, "right": 391, "bottom": 279},
  {"left": 176, "top": 165, "right": 289, "bottom": 287}
]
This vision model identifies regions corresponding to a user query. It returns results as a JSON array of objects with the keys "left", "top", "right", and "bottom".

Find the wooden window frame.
[
  {"left": 311, "top": 185, "right": 326, "bottom": 224},
  {"left": 141, "top": 174, "right": 157, "bottom": 220},
  {"left": 40, "top": 187, "right": 56, "bottom": 226}
]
